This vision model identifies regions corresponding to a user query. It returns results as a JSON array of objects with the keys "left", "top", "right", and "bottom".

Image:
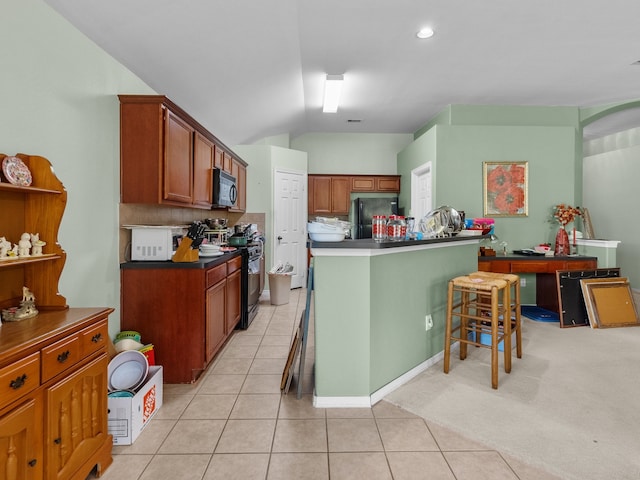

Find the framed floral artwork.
[{"left": 483, "top": 161, "right": 528, "bottom": 216}]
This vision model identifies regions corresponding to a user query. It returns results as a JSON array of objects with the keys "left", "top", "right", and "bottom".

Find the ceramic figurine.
[
  {"left": 30, "top": 233, "right": 46, "bottom": 256},
  {"left": 18, "top": 232, "right": 31, "bottom": 257},
  {"left": 1, "top": 286, "right": 38, "bottom": 322},
  {"left": 0, "top": 236, "right": 10, "bottom": 258}
]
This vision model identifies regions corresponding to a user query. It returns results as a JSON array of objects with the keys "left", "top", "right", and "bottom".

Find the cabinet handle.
[
  {"left": 28, "top": 459, "right": 37, "bottom": 467},
  {"left": 91, "top": 333, "right": 103, "bottom": 343},
  {"left": 57, "top": 350, "right": 70, "bottom": 363},
  {"left": 54, "top": 438, "right": 61, "bottom": 445},
  {"left": 9, "top": 374, "right": 27, "bottom": 389}
]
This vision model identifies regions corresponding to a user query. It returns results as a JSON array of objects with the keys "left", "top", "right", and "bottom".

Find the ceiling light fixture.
[
  {"left": 323, "top": 74, "right": 344, "bottom": 113},
  {"left": 416, "top": 27, "right": 434, "bottom": 39}
]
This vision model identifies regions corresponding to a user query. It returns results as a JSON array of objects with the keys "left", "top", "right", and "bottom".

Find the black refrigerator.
[{"left": 354, "top": 197, "right": 399, "bottom": 239}]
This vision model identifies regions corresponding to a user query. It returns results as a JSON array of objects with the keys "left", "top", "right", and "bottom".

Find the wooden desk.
[{"left": 478, "top": 255, "right": 598, "bottom": 313}]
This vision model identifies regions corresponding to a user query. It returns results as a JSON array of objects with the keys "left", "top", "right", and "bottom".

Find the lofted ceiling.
[{"left": 45, "top": 0, "right": 640, "bottom": 146}]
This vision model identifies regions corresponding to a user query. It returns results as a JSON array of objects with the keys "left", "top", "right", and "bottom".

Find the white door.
[
  {"left": 273, "top": 169, "right": 307, "bottom": 289},
  {"left": 411, "top": 162, "right": 433, "bottom": 223}
]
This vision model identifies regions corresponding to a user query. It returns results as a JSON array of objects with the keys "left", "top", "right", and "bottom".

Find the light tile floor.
[{"left": 94, "top": 289, "right": 561, "bottom": 480}]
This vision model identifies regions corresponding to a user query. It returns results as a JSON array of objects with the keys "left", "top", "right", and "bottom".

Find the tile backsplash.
[{"left": 119, "top": 204, "right": 264, "bottom": 262}]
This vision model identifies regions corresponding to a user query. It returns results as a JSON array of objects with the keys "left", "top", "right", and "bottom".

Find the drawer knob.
[
  {"left": 91, "top": 333, "right": 103, "bottom": 343},
  {"left": 54, "top": 438, "right": 61, "bottom": 445},
  {"left": 28, "top": 459, "right": 37, "bottom": 467},
  {"left": 9, "top": 374, "right": 27, "bottom": 390},
  {"left": 57, "top": 350, "right": 70, "bottom": 363}
]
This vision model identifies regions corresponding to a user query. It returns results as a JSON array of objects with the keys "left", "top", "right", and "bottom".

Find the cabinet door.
[
  {"left": 352, "top": 176, "right": 375, "bottom": 191},
  {"left": 376, "top": 176, "right": 400, "bottom": 192},
  {"left": 226, "top": 268, "right": 242, "bottom": 333},
  {"left": 193, "top": 132, "right": 214, "bottom": 209},
  {"left": 0, "top": 398, "right": 43, "bottom": 480},
  {"left": 310, "top": 176, "right": 331, "bottom": 214},
  {"left": 331, "top": 177, "right": 350, "bottom": 214},
  {"left": 163, "top": 110, "right": 194, "bottom": 204},
  {"left": 223, "top": 151, "right": 233, "bottom": 173},
  {"left": 229, "top": 160, "right": 246, "bottom": 212},
  {"left": 205, "top": 280, "right": 226, "bottom": 364},
  {"left": 213, "top": 145, "right": 225, "bottom": 170},
  {"left": 45, "top": 355, "right": 109, "bottom": 480}
]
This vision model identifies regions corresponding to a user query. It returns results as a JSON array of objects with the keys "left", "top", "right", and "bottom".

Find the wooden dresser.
[
  {"left": 0, "top": 308, "right": 114, "bottom": 480},
  {"left": 0, "top": 153, "right": 113, "bottom": 479},
  {"left": 478, "top": 255, "right": 597, "bottom": 312}
]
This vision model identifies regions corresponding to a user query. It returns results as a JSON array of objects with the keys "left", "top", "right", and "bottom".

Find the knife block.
[{"left": 172, "top": 237, "right": 199, "bottom": 262}]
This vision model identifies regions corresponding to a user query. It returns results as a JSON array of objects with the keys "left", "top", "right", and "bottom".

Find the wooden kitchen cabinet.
[
  {"left": 193, "top": 132, "right": 215, "bottom": 209},
  {"left": 121, "top": 254, "right": 244, "bottom": 383},
  {"left": 308, "top": 174, "right": 400, "bottom": 216},
  {"left": 119, "top": 95, "right": 247, "bottom": 211},
  {"left": 351, "top": 175, "right": 401, "bottom": 192},
  {"left": 163, "top": 109, "right": 194, "bottom": 205},
  {"left": 229, "top": 159, "right": 246, "bottom": 213},
  {"left": 308, "top": 175, "right": 350, "bottom": 215}
]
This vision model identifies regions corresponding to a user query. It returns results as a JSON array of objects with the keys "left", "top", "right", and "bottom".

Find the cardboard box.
[{"left": 108, "top": 365, "right": 163, "bottom": 445}]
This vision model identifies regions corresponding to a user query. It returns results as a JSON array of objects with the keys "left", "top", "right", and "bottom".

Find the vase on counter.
[{"left": 554, "top": 227, "right": 570, "bottom": 256}]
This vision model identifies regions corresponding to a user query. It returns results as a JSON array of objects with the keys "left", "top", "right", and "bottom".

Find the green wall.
[
  {"left": 233, "top": 144, "right": 307, "bottom": 286},
  {"left": 1, "top": 0, "right": 155, "bottom": 338},
  {"left": 291, "top": 132, "right": 412, "bottom": 175}
]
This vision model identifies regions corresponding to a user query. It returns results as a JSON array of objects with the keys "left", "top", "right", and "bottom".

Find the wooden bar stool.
[
  {"left": 443, "top": 275, "right": 511, "bottom": 389},
  {"left": 469, "top": 271, "right": 522, "bottom": 359}
]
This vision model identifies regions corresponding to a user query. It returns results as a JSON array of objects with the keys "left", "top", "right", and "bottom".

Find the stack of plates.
[{"left": 199, "top": 243, "right": 223, "bottom": 257}]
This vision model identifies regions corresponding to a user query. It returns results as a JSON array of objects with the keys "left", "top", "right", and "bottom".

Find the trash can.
[{"left": 269, "top": 273, "right": 292, "bottom": 305}]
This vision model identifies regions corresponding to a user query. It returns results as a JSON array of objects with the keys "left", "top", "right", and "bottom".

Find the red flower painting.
[{"left": 483, "top": 162, "right": 528, "bottom": 216}]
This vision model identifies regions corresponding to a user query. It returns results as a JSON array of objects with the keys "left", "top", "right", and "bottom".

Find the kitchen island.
[{"left": 309, "top": 236, "right": 483, "bottom": 408}]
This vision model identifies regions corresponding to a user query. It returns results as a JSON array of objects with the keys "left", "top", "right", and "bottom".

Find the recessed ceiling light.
[{"left": 416, "top": 27, "right": 434, "bottom": 39}]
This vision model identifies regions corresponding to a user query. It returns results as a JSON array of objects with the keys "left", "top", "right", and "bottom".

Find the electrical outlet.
[
  {"left": 520, "top": 278, "right": 526, "bottom": 287},
  {"left": 425, "top": 314, "right": 433, "bottom": 331}
]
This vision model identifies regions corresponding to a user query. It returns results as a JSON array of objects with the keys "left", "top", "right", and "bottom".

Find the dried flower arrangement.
[{"left": 552, "top": 204, "right": 582, "bottom": 226}]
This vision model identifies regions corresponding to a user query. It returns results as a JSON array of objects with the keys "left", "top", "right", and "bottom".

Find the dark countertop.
[
  {"left": 309, "top": 234, "right": 488, "bottom": 249},
  {"left": 120, "top": 249, "right": 242, "bottom": 269}
]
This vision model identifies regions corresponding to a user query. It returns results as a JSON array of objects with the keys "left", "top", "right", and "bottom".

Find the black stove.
[{"left": 237, "top": 241, "right": 263, "bottom": 329}]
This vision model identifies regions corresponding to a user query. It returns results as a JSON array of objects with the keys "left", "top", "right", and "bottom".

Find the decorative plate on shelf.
[{"left": 2, "top": 156, "right": 32, "bottom": 186}]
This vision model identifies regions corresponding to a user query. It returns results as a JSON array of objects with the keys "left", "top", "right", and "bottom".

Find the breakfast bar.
[{"left": 309, "top": 236, "right": 482, "bottom": 407}]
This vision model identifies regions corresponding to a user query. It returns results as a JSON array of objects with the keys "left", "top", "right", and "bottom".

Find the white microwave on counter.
[
  {"left": 124, "top": 225, "right": 186, "bottom": 261},
  {"left": 212, "top": 168, "right": 237, "bottom": 208}
]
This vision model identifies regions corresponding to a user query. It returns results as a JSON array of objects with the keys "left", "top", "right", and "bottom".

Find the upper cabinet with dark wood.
[
  {"left": 308, "top": 174, "right": 401, "bottom": 215},
  {"left": 351, "top": 175, "right": 400, "bottom": 192},
  {"left": 119, "top": 95, "right": 247, "bottom": 212}
]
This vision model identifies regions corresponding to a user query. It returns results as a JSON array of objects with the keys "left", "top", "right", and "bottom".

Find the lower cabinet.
[
  {"left": 0, "top": 308, "right": 114, "bottom": 480},
  {"left": 121, "top": 254, "right": 243, "bottom": 383},
  {"left": 0, "top": 398, "right": 43, "bottom": 480}
]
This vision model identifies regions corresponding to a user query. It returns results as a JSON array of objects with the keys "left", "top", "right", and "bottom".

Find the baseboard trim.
[{"left": 313, "top": 345, "right": 459, "bottom": 408}]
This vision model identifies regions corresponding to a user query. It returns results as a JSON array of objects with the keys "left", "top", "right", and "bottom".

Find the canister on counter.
[
  {"left": 372, "top": 215, "right": 387, "bottom": 242},
  {"left": 387, "top": 215, "right": 406, "bottom": 241}
]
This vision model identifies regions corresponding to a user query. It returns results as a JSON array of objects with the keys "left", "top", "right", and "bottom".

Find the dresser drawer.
[
  {"left": 79, "top": 320, "right": 109, "bottom": 357},
  {"left": 206, "top": 262, "right": 227, "bottom": 288},
  {"left": 227, "top": 255, "right": 242, "bottom": 274},
  {"left": 0, "top": 352, "right": 40, "bottom": 410},
  {"left": 41, "top": 334, "right": 81, "bottom": 382}
]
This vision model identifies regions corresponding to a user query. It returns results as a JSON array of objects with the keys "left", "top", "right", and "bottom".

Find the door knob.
[{"left": 277, "top": 236, "right": 283, "bottom": 241}]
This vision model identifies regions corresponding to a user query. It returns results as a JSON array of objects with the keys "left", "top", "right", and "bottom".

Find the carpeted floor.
[{"left": 384, "top": 317, "right": 640, "bottom": 480}]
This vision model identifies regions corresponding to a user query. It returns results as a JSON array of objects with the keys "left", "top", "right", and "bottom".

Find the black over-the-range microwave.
[{"left": 212, "top": 168, "right": 237, "bottom": 208}]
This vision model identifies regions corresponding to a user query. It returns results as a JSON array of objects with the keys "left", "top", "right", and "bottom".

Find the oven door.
[{"left": 243, "top": 256, "right": 261, "bottom": 327}]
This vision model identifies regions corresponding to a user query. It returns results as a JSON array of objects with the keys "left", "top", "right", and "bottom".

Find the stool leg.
[
  {"left": 514, "top": 281, "right": 522, "bottom": 359},
  {"left": 460, "top": 290, "right": 470, "bottom": 360},
  {"left": 443, "top": 280, "right": 454, "bottom": 374},
  {"left": 503, "top": 285, "right": 512, "bottom": 374},
  {"left": 491, "top": 286, "right": 499, "bottom": 389}
]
